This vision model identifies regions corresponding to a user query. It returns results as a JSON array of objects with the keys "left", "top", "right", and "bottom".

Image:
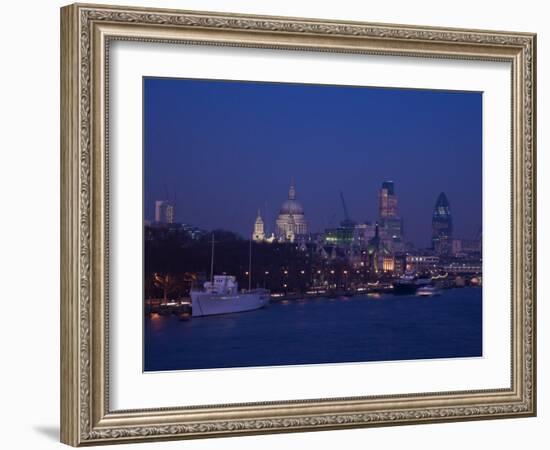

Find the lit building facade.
[
  {"left": 353, "top": 222, "right": 376, "bottom": 247},
  {"left": 406, "top": 255, "right": 440, "bottom": 272},
  {"left": 378, "top": 181, "right": 403, "bottom": 251},
  {"left": 252, "top": 210, "right": 266, "bottom": 242},
  {"left": 379, "top": 181, "right": 398, "bottom": 218},
  {"left": 432, "top": 192, "right": 453, "bottom": 255},
  {"left": 382, "top": 256, "right": 395, "bottom": 272},
  {"left": 443, "top": 260, "right": 482, "bottom": 274},
  {"left": 154, "top": 200, "right": 174, "bottom": 224},
  {"left": 276, "top": 181, "right": 308, "bottom": 242}
]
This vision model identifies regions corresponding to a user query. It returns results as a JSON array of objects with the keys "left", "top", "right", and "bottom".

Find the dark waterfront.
[{"left": 144, "top": 287, "right": 482, "bottom": 372}]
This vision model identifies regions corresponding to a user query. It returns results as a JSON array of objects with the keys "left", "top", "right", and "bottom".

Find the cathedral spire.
[{"left": 288, "top": 178, "right": 296, "bottom": 200}]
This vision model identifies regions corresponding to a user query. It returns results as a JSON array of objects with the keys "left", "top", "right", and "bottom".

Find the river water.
[{"left": 144, "top": 287, "right": 482, "bottom": 371}]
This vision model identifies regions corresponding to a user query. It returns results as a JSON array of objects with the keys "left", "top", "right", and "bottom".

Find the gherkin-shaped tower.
[{"left": 432, "top": 192, "right": 453, "bottom": 255}]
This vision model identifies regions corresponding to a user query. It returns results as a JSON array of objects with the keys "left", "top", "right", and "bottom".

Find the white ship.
[
  {"left": 191, "top": 275, "right": 270, "bottom": 317},
  {"left": 190, "top": 233, "right": 270, "bottom": 317}
]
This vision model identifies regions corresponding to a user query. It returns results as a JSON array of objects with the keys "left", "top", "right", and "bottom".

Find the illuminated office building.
[{"left": 432, "top": 192, "right": 453, "bottom": 255}]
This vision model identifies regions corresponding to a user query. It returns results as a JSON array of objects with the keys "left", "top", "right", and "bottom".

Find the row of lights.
[{"left": 245, "top": 269, "right": 366, "bottom": 276}]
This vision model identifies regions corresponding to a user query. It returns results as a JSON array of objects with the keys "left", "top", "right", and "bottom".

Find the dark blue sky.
[{"left": 144, "top": 77, "right": 482, "bottom": 248}]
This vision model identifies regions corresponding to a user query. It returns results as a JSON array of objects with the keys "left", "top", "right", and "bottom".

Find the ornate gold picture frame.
[{"left": 60, "top": 3, "right": 536, "bottom": 446}]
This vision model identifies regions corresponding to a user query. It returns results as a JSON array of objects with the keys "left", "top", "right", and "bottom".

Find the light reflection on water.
[{"left": 144, "top": 288, "right": 482, "bottom": 372}]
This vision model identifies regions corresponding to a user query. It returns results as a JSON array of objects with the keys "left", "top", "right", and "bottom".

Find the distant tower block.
[
  {"left": 155, "top": 200, "right": 175, "bottom": 224},
  {"left": 252, "top": 210, "right": 266, "bottom": 242}
]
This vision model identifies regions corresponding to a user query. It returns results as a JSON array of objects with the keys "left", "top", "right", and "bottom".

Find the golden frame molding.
[{"left": 60, "top": 3, "right": 536, "bottom": 446}]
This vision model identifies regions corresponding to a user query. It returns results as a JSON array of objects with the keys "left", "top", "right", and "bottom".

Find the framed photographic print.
[{"left": 60, "top": 3, "right": 537, "bottom": 446}]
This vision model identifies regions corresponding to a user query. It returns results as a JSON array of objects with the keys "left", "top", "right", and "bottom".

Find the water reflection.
[{"left": 144, "top": 288, "right": 482, "bottom": 371}]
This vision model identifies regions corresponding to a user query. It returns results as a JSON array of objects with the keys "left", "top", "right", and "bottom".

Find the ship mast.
[
  {"left": 248, "top": 239, "right": 252, "bottom": 291},
  {"left": 210, "top": 232, "right": 215, "bottom": 284}
]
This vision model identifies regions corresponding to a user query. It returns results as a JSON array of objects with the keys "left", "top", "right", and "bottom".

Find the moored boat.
[
  {"left": 416, "top": 285, "right": 441, "bottom": 297},
  {"left": 392, "top": 272, "right": 417, "bottom": 295},
  {"left": 191, "top": 276, "right": 269, "bottom": 317},
  {"left": 191, "top": 233, "right": 270, "bottom": 317}
]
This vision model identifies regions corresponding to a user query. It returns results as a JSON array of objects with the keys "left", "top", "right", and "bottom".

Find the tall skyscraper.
[
  {"left": 379, "top": 181, "right": 398, "bottom": 218},
  {"left": 154, "top": 200, "right": 175, "bottom": 224},
  {"left": 432, "top": 192, "right": 453, "bottom": 255},
  {"left": 378, "top": 181, "right": 403, "bottom": 251}
]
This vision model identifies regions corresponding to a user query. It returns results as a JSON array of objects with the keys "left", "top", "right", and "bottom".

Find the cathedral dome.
[
  {"left": 276, "top": 181, "right": 308, "bottom": 241},
  {"left": 280, "top": 199, "right": 304, "bottom": 215},
  {"left": 279, "top": 181, "right": 304, "bottom": 215}
]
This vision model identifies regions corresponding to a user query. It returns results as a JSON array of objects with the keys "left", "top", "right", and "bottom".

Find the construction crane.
[
  {"left": 339, "top": 191, "right": 355, "bottom": 228},
  {"left": 475, "top": 226, "right": 482, "bottom": 242}
]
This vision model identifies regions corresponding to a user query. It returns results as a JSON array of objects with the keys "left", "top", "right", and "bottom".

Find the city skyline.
[
  {"left": 144, "top": 77, "right": 482, "bottom": 248},
  {"left": 147, "top": 181, "right": 479, "bottom": 248}
]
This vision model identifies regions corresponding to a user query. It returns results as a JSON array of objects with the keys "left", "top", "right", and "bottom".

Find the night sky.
[{"left": 144, "top": 77, "right": 482, "bottom": 248}]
